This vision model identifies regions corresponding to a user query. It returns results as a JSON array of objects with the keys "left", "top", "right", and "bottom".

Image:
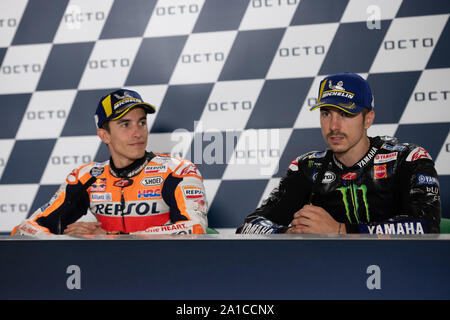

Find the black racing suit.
[{"left": 236, "top": 136, "right": 441, "bottom": 234}]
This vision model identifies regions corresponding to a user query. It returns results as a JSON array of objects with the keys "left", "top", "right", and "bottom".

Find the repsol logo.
[
  {"left": 64, "top": 11, "right": 105, "bottom": 23},
  {"left": 93, "top": 202, "right": 160, "bottom": 216},
  {"left": 181, "top": 52, "right": 225, "bottom": 64},
  {"left": 88, "top": 58, "right": 130, "bottom": 69},
  {"left": 0, "top": 18, "right": 17, "bottom": 28},
  {"left": 51, "top": 155, "right": 92, "bottom": 165},
  {"left": 0, "top": 203, "right": 28, "bottom": 213},
  {"left": 0, "top": 64, "right": 42, "bottom": 74},
  {"left": 26, "top": 110, "right": 67, "bottom": 120},
  {"left": 384, "top": 38, "right": 434, "bottom": 50},
  {"left": 414, "top": 90, "right": 450, "bottom": 102},
  {"left": 252, "top": 0, "right": 298, "bottom": 7},
  {"left": 278, "top": 45, "right": 325, "bottom": 57},
  {"left": 155, "top": 4, "right": 199, "bottom": 16},
  {"left": 208, "top": 101, "right": 252, "bottom": 112}
]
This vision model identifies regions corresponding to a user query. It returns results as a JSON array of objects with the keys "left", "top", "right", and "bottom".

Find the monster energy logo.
[{"left": 336, "top": 184, "right": 370, "bottom": 223}]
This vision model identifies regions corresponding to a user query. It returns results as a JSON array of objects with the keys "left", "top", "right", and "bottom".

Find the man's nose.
[
  {"left": 329, "top": 113, "right": 341, "bottom": 131},
  {"left": 131, "top": 123, "right": 143, "bottom": 137}
]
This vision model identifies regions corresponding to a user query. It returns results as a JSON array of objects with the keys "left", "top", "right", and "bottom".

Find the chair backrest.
[{"left": 440, "top": 218, "right": 450, "bottom": 234}]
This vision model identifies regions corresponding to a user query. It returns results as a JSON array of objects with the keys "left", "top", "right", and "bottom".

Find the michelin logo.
[{"left": 365, "top": 222, "right": 425, "bottom": 234}]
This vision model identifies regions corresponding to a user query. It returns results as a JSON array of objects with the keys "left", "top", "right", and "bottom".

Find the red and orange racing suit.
[{"left": 11, "top": 152, "right": 208, "bottom": 235}]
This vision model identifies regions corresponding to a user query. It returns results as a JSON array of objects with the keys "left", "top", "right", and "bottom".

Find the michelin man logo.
[
  {"left": 329, "top": 80, "right": 345, "bottom": 91},
  {"left": 114, "top": 91, "right": 134, "bottom": 100}
]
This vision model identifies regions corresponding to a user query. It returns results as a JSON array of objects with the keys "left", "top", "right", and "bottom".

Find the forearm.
[{"left": 132, "top": 220, "right": 206, "bottom": 235}]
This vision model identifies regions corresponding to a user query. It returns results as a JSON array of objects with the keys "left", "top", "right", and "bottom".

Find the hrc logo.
[{"left": 137, "top": 188, "right": 162, "bottom": 199}]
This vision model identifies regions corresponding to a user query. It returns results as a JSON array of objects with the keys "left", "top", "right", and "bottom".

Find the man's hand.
[
  {"left": 286, "top": 204, "right": 345, "bottom": 234},
  {"left": 64, "top": 222, "right": 106, "bottom": 235}
]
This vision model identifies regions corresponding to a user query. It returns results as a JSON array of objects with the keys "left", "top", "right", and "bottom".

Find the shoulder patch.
[
  {"left": 288, "top": 158, "right": 299, "bottom": 171},
  {"left": 406, "top": 146, "right": 432, "bottom": 162},
  {"left": 173, "top": 161, "right": 202, "bottom": 179},
  {"left": 381, "top": 142, "right": 406, "bottom": 152},
  {"left": 65, "top": 168, "right": 79, "bottom": 184}
]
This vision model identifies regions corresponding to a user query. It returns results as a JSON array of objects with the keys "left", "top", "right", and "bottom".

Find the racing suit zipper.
[{"left": 121, "top": 187, "right": 126, "bottom": 232}]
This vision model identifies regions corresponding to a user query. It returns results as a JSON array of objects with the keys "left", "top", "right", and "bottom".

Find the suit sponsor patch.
[
  {"left": 374, "top": 152, "right": 397, "bottom": 164},
  {"left": 406, "top": 147, "right": 432, "bottom": 162},
  {"left": 182, "top": 186, "right": 204, "bottom": 199},
  {"left": 417, "top": 174, "right": 439, "bottom": 186},
  {"left": 145, "top": 165, "right": 168, "bottom": 174},
  {"left": 374, "top": 164, "right": 387, "bottom": 179},
  {"left": 364, "top": 222, "right": 425, "bottom": 234},
  {"left": 89, "top": 178, "right": 106, "bottom": 192},
  {"left": 141, "top": 176, "right": 163, "bottom": 187},
  {"left": 90, "top": 193, "right": 112, "bottom": 202}
]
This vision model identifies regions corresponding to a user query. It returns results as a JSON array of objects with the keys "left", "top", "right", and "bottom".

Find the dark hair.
[
  {"left": 100, "top": 121, "right": 110, "bottom": 132},
  {"left": 361, "top": 108, "right": 371, "bottom": 120}
]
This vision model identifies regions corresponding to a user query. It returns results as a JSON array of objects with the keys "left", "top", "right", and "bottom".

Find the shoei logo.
[{"left": 141, "top": 176, "right": 163, "bottom": 187}]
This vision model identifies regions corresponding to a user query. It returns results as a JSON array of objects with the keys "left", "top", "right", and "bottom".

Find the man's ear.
[
  {"left": 364, "top": 110, "right": 375, "bottom": 130},
  {"left": 97, "top": 128, "right": 110, "bottom": 145}
]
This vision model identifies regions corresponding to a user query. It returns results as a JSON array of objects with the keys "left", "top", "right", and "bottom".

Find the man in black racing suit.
[{"left": 236, "top": 73, "right": 441, "bottom": 235}]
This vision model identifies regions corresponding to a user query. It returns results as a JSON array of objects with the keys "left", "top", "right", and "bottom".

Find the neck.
[
  {"left": 334, "top": 136, "right": 371, "bottom": 168},
  {"left": 110, "top": 152, "right": 151, "bottom": 178}
]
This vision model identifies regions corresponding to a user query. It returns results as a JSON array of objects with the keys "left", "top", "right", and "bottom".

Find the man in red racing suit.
[{"left": 12, "top": 89, "right": 208, "bottom": 236}]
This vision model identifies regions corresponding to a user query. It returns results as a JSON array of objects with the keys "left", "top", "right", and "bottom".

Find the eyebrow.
[{"left": 116, "top": 116, "right": 147, "bottom": 124}]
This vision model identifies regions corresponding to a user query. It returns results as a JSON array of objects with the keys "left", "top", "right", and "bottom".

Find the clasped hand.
[{"left": 286, "top": 204, "right": 345, "bottom": 234}]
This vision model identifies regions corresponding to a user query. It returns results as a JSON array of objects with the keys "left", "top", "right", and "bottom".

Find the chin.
[
  {"left": 328, "top": 144, "right": 347, "bottom": 154},
  {"left": 130, "top": 150, "right": 146, "bottom": 159}
]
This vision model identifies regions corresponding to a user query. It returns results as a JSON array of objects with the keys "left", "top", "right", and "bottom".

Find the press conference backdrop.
[{"left": 0, "top": 0, "right": 449, "bottom": 234}]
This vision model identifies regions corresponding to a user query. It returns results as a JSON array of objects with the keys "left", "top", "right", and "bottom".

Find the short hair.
[{"left": 100, "top": 121, "right": 110, "bottom": 132}]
